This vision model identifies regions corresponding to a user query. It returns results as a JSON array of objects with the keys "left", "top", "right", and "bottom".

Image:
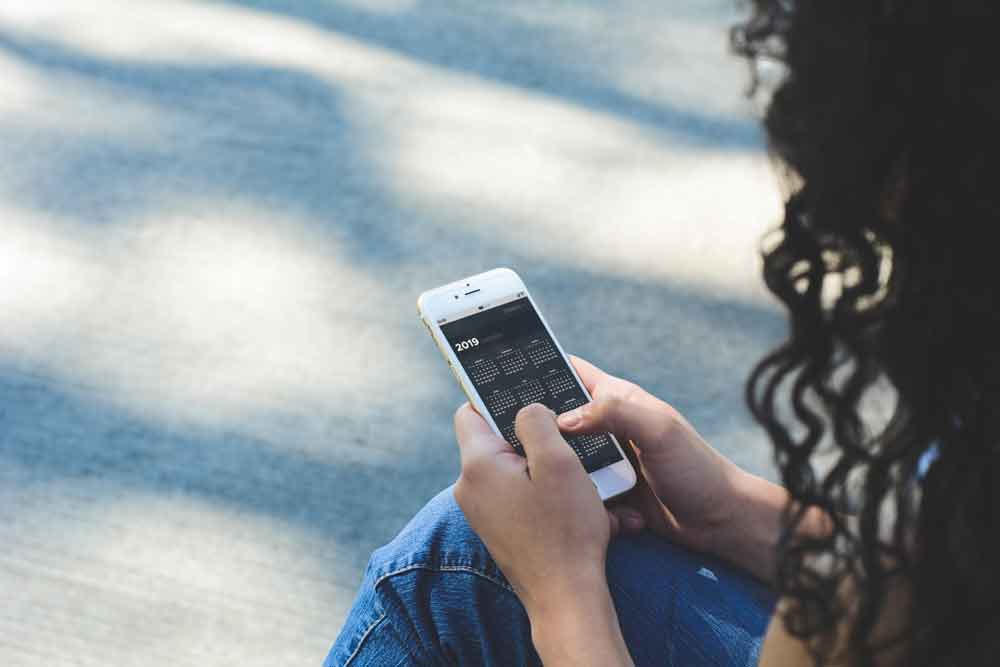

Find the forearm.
[
  {"left": 710, "top": 467, "right": 831, "bottom": 585},
  {"left": 527, "top": 582, "right": 634, "bottom": 667}
]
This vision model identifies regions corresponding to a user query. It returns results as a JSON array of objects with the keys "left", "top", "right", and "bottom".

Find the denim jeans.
[{"left": 325, "top": 487, "right": 776, "bottom": 666}]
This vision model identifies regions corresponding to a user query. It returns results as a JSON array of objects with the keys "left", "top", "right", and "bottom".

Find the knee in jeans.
[{"left": 365, "top": 485, "right": 501, "bottom": 583}]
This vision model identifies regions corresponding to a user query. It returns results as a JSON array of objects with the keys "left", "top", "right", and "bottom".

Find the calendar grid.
[
  {"left": 515, "top": 379, "right": 546, "bottom": 406},
  {"left": 544, "top": 370, "right": 576, "bottom": 397},
  {"left": 554, "top": 396, "right": 583, "bottom": 414},
  {"left": 497, "top": 348, "right": 529, "bottom": 375},
  {"left": 468, "top": 358, "right": 500, "bottom": 387},
  {"left": 525, "top": 338, "right": 559, "bottom": 366},
  {"left": 486, "top": 388, "right": 517, "bottom": 415},
  {"left": 570, "top": 433, "right": 610, "bottom": 459},
  {"left": 441, "top": 296, "right": 624, "bottom": 473}
]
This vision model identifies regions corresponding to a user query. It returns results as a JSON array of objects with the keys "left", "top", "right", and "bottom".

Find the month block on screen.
[
  {"left": 468, "top": 358, "right": 500, "bottom": 386},
  {"left": 571, "top": 433, "right": 609, "bottom": 459},
  {"left": 497, "top": 348, "right": 529, "bottom": 375},
  {"left": 515, "top": 379, "right": 546, "bottom": 406},
  {"left": 441, "top": 297, "right": 624, "bottom": 474},
  {"left": 544, "top": 370, "right": 576, "bottom": 397},
  {"left": 486, "top": 388, "right": 518, "bottom": 415},
  {"left": 554, "top": 396, "right": 583, "bottom": 414},
  {"left": 525, "top": 338, "right": 559, "bottom": 366}
]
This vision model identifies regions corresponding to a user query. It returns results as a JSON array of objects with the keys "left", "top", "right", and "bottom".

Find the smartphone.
[{"left": 417, "top": 267, "right": 637, "bottom": 501}]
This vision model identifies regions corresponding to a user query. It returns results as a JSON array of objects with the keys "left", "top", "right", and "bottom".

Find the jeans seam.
[
  {"left": 376, "top": 561, "right": 515, "bottom": 594},
  {"left": 343, "top": 610, "right": 388, "bottom": 667},
  {"left": 342, "top": 563, "right": 515, "bottom": 666}
]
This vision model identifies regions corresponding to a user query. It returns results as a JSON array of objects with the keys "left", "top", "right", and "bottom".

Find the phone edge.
[{"left": 417, "top": 269, "right": 637, "bottom": 501}]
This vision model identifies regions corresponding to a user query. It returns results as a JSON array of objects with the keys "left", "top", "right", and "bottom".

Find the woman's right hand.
[{"left": 561, "top": 355, "right": 751, "bottom": 558}]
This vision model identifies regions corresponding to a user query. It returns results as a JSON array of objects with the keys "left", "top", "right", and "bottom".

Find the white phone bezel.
[{"left": 417, "top": 267, "right": 637, "bottom": 501}]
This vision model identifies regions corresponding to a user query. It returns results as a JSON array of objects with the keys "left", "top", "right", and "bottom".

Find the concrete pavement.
[{"left": 0, "top": 1, "right": 785, "bottom": 664}]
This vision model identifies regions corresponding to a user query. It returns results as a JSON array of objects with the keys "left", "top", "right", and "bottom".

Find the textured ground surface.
[{"left": 0, "top": 1, "right": 785, "bottom": 664}]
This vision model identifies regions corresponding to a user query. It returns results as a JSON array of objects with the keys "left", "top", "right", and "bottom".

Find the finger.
[
  {"left": 454, "top": 403, "right": 518, "bottom": 469},
  {"left": 568, "top": 354, "right": 611, "bottom": 396},
  {"left": 637, "top": 475, "right": 681, "bottom": 536},
  {"left": 514, "top": 403, "right": 582, "bottom": 479},
  {"left": 569, "top": 354, "right": 648, "bottom": 403},
  {"left": 609, "top": 505, "right": 646, "bottom": 536},
  {"left": 624, "top": 461, "right": 681, "bottom": 537},
  {"left": 556, "top": 396, "right": 674, "bottom": 455}
]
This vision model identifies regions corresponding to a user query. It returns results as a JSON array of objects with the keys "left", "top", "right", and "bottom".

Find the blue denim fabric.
[{"left": 325, "top": 487, "right": 776, "bottom": 666}]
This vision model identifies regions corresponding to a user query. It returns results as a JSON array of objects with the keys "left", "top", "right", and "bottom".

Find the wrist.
[
  {"left": 677, "top": 460, "right": 757, "bottom": 557},
  {"left": 526, "top": 577, "right": 633, "bottom": 667},
  {"left": 703, "top": 465, "right": 787, "bottom": 583},
  {"left": 519, "top": 561, "right": 606, "bottom": 621}
]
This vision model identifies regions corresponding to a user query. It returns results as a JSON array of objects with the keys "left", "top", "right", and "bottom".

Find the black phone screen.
[{"left": 440, "top": 296, "right": 624, "bottom": 473}]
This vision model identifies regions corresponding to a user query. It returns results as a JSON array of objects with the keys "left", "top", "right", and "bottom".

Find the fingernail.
[{"left": 557, "top": 409, "right": 581, "bottom": 428}]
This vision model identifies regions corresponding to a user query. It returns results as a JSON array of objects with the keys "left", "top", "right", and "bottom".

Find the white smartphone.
[{"left": 417, "top": 267, "right": 637, "bottom": 501}]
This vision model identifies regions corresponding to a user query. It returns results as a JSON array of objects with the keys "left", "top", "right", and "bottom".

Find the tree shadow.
[
  {"left": 206, "top": 0, "right": 763, "bottom": 150},
  {"left": 0, "top": 15, "right": 783, "bottom": 525},
  {"left": 0, "top": 8, "right": 784, "bottom": 645}
]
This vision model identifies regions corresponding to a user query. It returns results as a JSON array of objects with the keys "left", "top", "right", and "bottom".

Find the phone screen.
[{"left": 440, "top": 296, "right": 624, "bottom": 473}]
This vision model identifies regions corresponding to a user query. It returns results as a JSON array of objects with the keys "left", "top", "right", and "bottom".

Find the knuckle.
[
  {"left": 651, "top": 410, "right": 680, "bottom": 444},
  {"left": 547, "top": 442, "right": 582, "bottom": 474},
  {"left": 603, "top": 394, "right": 625, "bottom": 412},
  {"left": 589, "top": 395, "right": 622, "bottom": 426},
  {"left": 460, "top": 456, "right": 487, "bottom": 484},
  {"left": 620, "top": 380, "right": 645, "bottom": 402},
  {"left": 599, "top": 376, "right": 641, "bottom": 400}
]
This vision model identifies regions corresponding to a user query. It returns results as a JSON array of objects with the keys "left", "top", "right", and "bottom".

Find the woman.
[{"left": 327, "top": 1, "right": 999, "bottom": 665}]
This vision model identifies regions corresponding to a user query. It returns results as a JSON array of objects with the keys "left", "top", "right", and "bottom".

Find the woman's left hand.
[{"left": 453, "top": 401, "right": 640, "bottom": 666}]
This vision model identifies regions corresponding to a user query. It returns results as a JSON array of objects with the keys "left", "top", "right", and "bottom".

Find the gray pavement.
[{"left": 0, "top": 1, "right": 785, "bottom": 664}]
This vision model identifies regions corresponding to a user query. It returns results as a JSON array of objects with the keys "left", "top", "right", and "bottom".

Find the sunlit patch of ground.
[{"left": 0, "top": 1, "right": 785, "bottom": 664}]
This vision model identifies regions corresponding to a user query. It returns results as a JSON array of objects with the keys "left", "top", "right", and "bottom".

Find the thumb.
[
  {"left": 556, "top": 396, "right": 674, "bottom": 457},
  {"left": 514, "top": 403, "right": 582, "bottom": 479}
]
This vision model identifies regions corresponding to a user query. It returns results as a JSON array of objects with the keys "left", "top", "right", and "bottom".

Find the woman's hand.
[
  {"left": 559, "top": 355, "right": 792, "bottom": 583},
  {"left": 556, "top": 356, "right": 741, "bottom": 552},
  {"left": 453, "top": 402, "right": 634, "bottom": 666}
]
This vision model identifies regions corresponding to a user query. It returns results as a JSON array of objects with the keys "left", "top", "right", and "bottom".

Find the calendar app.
[{"left": 440, "top": 297, "right": 623, "bottom": 473}]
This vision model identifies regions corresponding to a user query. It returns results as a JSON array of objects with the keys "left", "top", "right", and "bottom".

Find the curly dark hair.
[{"left": 732, "top": 2, "right": 1000, "bottom": 666}]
